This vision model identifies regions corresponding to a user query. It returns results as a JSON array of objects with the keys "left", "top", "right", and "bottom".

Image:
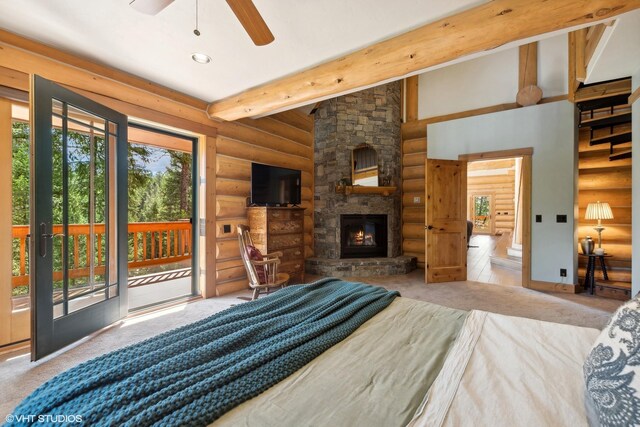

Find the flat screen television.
[{"left": 251, "top": 162, "right": 302, "bottom": 206}]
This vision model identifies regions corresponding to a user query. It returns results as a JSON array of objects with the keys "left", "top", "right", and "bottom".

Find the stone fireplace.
[{"left": 306, "top": 82, "right": 416, "bottom": 277}]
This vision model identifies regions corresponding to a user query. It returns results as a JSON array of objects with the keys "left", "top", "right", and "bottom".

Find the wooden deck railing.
[{"left": 11, "top": 221, "right": 192, "bottom": 288}]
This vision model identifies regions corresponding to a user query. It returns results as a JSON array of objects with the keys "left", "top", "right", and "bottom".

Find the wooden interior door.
[{"left": 425, "top": 159, "right": 467, "bottom": 283}]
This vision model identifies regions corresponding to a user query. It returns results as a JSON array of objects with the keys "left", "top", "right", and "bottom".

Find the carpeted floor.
[
  {"left": 0, "top": 270, "right": 623, "bottom": 418},
  {"left": 310, "top": 270, "right": 623, "bottom": 329}
]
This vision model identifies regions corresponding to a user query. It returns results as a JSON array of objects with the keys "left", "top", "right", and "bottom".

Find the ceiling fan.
[{"left": 129, "top": 0, "right": 275, "bottom": 46}]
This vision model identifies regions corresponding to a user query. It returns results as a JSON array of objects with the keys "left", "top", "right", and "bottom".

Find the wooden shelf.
[{"left": 335, "top": 185, "right": 397, "bottom": 196}]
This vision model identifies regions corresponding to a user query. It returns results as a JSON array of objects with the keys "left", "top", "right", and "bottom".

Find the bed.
[
  {"left": 10, "top": 278, "right": 637, "bottom": 427},
  {"left": 217, "top": 300, "right": 598, "bottom": 427}
]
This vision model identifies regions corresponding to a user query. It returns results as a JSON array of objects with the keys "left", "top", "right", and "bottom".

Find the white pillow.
[{"left": 584, "top": 295, "right": 640, "bottom": 426}]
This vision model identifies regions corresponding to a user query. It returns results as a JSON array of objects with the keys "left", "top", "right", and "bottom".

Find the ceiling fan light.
[{"left": 192, "top": 53, "right": 211, "bottom": 64}]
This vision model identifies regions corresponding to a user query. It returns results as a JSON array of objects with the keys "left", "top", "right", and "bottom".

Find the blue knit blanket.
[{"left": 11, "top": 278, "right": 399, "bottom": 426}]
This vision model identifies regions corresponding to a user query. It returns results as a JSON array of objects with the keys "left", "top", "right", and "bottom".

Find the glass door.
[
  {"left": 471, "top": 194, "right": 493, "bottom": 234},
  {"left": 31, "top": 76, "right": 128, "bottom": 360}
]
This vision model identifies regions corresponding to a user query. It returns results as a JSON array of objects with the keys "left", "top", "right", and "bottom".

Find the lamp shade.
[{"left": 585, "top": 201, "right": 614, "bottom": 220}]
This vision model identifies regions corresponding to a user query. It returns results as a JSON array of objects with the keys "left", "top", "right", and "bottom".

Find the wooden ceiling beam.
[
  {"left": 585, "top": 23, "right": 608, "bottom": 66},
  {"left": 575, "top": 78, "right": 632, "bottom": 102},
  {"left": 405, "top": 76, "right": 419, "bottom": 122},
  {"left": 575, "top": 28, "right": 588, "bottom": 83},
  {"left": 516, "top": 42, "right": 542, "bottom": 106},
  {"left": 630, "top": 86, "right": 640, "bottom": 105},
  {"left": 518, "top": 43, "right": 538, "bottom": 90},
  {"left": 207, "top": 0, "right": 640, "bottom": 120},
  {"left": 568, "top": 31, "right": 578, "bottom": 102}
]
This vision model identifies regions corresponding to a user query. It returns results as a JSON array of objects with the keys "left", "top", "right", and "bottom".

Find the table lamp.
[{"left": 585, "top": 201, "right": 613, "bottom": 255}]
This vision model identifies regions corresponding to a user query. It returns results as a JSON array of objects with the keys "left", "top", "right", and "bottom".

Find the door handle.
[
  {"left": 426, "top": 225, "right": 434, "bottom": 230},
  {"left": 39, "top": 223, "right": 65, "bottom": 257},
  {"left": 39, "top": 222, "right": 48, "bottom": 257}
]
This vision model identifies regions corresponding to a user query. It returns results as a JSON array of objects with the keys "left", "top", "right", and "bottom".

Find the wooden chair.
[{"left": 237, "top": 224, "right": 289, "bottom": 300}]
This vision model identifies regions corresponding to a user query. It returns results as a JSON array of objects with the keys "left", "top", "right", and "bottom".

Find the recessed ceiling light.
[{"left": 191, "top": 53, "right": 211, "bottom": 64}]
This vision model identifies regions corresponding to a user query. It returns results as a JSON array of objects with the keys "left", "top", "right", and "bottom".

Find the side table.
[{"left": 580, "top": 253, "right": 612, "bottom": 295}]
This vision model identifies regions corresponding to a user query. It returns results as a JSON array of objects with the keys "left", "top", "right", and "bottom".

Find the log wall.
[
  {"left": 401, "top": 124, "right": 427, "bottom": 268},
  {"left": 214, "top": 112, "right": 314, "bottom": 295},
  {"left": 578, "top": 109, "right": 632, "bottom": 285},
  {"left": 467, "top": 158, "right": 516, "bottom": 234}
]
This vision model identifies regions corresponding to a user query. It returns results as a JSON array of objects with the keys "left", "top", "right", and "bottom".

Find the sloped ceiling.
[
  {"left": 0, "top": 0, "right": 485, "bottom": 102},
  {"left": 586, "top": 9, "right": 640, "bottom": 84}
]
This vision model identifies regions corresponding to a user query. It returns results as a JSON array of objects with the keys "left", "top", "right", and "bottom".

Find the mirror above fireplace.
[{"left": 351, "top": 144, "right": 378, "bottom": 186}]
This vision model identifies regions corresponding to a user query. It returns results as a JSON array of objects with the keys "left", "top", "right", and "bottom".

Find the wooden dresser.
[{"left": 247, "top": 207, "right": 305, "bottom": 284}]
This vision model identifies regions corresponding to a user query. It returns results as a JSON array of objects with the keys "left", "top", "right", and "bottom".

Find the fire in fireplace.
[{"left": 340, "top": 214, "right": 387, "bottom": 258}]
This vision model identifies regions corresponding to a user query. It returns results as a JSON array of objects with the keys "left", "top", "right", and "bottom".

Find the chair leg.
[{"left": 252, "top": 288, "right": 260, "bottom": 301}]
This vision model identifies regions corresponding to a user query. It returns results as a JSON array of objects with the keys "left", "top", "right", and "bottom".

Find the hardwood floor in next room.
[{"left": 467, "top": 234, "right": 522, "bottom": 286}]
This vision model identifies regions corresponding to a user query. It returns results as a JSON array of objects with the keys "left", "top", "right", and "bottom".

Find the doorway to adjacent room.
[
  {"left": 423, "top": 148, "right": 532, "bottom": 287},
  {"left": 466, "top": 157, "right": 523, "bottom": 287}
]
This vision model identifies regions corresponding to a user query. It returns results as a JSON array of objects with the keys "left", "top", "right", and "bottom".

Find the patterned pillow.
[
  {"left": 584, "top": 295, "right": 640, "bottom": 426},
  {"left": 246, "top": 245, "right": 267, "bottom": 284}
]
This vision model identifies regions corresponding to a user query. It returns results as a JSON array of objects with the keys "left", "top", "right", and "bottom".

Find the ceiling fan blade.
[
  {"left": 226, "top": 0, "right": 275, "bottom": 46},
  {"left": 129, "top": 0, "right": 174, "bottom": 15}
]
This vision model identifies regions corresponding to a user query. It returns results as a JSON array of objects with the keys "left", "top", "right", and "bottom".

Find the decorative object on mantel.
[
  {"left": 580, "top": 235, "right": 595, "bottom": 255},
  {"left": 335, "top": 177, "right": 351, "bottom": 194},
  {"left": 585, "top": 201, "right": 613, "bottom": 255},
  {"left": 380, "top": 162, "right": 392, "bottom": 186},
  {"left": 335, "top": 185, "right": 397, "bottom": 196}
]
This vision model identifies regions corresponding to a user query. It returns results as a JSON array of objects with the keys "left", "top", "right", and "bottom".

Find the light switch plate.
[{"left": 413, "top": 196, "right": 421, "bottom": 204}]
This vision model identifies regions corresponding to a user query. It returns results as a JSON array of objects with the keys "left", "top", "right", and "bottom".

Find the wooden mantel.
[
  {"left": 336, "top": 185, "right": 397, "bottom": 196},
  {"left": 207, "top": 0, "right": 640, "bottom": 120}
]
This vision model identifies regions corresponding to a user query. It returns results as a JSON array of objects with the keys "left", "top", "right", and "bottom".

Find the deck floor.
[
  {"left": 129, "top": 276, "right": 193, "bottom": 310},
  {"left": 14, "top": 267, "right": 195, "bottom": 314}
]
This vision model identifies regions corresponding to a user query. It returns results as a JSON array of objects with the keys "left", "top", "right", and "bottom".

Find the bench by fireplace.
[{"left": 340, "top": 214, "right": 387, "bottom": 258}]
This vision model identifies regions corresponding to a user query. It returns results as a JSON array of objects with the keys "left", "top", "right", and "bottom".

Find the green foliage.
[
  {"left": 10, "top": 122, "right": 193, "bottom": 297},
  {"left": 474, "top": 196, "right": 490, "bottom": 217},
  {"left": 12, "top": 122, "right": 29, "bottom": 225},
  {"left": 128, "top": 144, "right": 192, "bottom": 222},
  {"left": 11, "top": 124, "right": 192, "bottom": 225}
]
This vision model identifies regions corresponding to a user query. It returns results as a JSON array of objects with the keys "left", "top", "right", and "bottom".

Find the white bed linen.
[{"left": 408, "top": 311, "right": 600, "bottom": 427}]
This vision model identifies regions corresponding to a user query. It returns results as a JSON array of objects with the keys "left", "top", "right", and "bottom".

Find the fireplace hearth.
[{"left": 341, "top": 214, "right": 387, "bottom": 258}]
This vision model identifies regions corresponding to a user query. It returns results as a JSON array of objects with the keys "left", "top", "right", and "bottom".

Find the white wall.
[
  {"left": 417, "top": 34, "right": 567, "bottom": 119},
  {"left": 538, "top": 34, "right": 569, "bottom": 97},
  {"left": 586, "top": 11, "right": 640, "bottom": 85},
  {"left": 632, "top": 69, "right": 640, "bottom": 297},
  {"left": 427, "top": 101, "right": 576, "bottom": 284},
  {"left": 418, "top": 48, "right": 518, "bottom": 119}
]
